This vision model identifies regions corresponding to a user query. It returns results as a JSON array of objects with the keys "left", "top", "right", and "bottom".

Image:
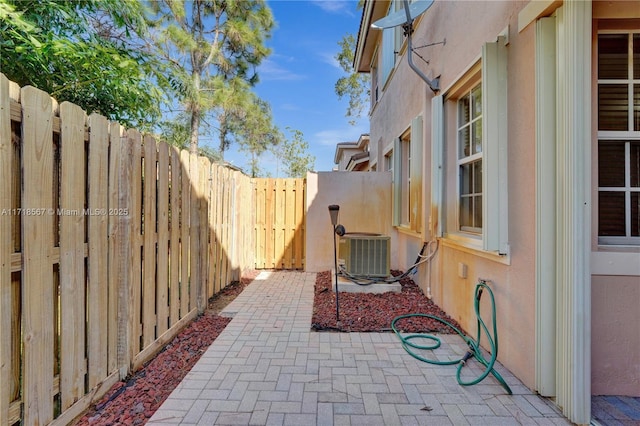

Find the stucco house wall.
[
  {"left": 351, "top": 0, "right": 640, "bottom": 422},
  {"left": 367, "top": 0, "right": 537, "bottom": 388},
  {"left": 305, "top": 171, "right": 397, "bottom": 273}
]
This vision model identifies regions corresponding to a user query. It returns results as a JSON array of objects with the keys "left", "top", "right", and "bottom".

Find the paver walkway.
[{"left": 149, "top": 271, "right": 570, "bottom": 425}]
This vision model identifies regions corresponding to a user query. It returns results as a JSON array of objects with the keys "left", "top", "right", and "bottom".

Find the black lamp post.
[{"left": 328, "top": 205, "right": 340, "bottom": 323}]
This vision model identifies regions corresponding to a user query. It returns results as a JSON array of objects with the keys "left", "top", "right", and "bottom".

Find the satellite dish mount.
[{"left": 372, "top": 0, "right": 440, "bottom": 93}]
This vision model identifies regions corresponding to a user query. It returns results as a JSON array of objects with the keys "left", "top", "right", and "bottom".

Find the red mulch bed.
[
  {"left": 73, "top": 270, "right": 458, "bottom": 425},
  {"left": 311, "top": 270, "right": 461, "bottom": 333},
  {"left": 72, "top": 273, "right": 257, "bottom": 426}
]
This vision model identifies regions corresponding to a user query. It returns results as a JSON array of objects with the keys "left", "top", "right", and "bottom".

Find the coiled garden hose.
[{"left": 391, "top": 280, "right": 513, "bottom": 395}]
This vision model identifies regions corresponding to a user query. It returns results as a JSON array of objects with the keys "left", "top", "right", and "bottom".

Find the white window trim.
[
  {"left": 433, "top": 38, "right": 509, "bottom": 258},
  {"left": 596, "top": 30, "right": 640, "bottom": 246},
  {"left": 391, "top": 115, "right": 423, "bottom": 234}
]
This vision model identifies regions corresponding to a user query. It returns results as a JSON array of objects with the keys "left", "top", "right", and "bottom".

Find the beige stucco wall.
[
  {"left": 591, "top": 275, "right": 640, "bottom": 396},
  {"left": 368, "top": 0, "right": 538, "bottom": 388},
  {"left": 305, "top": 171, "right": 397, "bottom": 273},
  {"left": 355, "top": 0, "right": 640, "bottom": 398}
]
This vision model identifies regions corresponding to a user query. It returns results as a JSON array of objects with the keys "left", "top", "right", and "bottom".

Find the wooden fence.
[
  {"left": 0, "top": 74, "right": 254, "bottom": 426},
  {"left": 253, "top": 178, "right": 305, "bottom": 270}
]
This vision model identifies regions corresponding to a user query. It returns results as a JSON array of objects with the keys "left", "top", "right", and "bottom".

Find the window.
[
  {"left": 457, "top": 84, "right": 483, "bottom": 233},
  {"left": 400, "top": 130, "right": 411, "bottom": 226},
  {"left": 392, "top": 116, "right": 423, "bottom": 232},
  {"left": 597, "top": 32, "right": 640, "bottom": 245},
  {"left": 380, "top": 0, "right": 408, "bottom": 86},
  {"left": 371, "top": 49, "right": 379, "bottom": 109},
  {"left": 432, "top": 37, "right": 508, "bottom": 254},
  {"left": 385, "top": 150, "right": 393, "bottom": 173}
]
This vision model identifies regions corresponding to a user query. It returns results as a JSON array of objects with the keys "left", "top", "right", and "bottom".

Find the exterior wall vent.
[{"left": 338, "top": 234, "right": 390, "bottom": 277}]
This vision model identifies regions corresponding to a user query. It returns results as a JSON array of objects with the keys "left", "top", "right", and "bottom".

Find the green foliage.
[
  {"left": 335, "top": 33, "right": 370, "bottom": 125},
  {"left": 0, "top": 0, "right": 167, "bottom": 130},
  {"left": 274, "top": 128, "right": 315, "bottom": 178},
  {"left": 231, "top": 96, "right": 281, "bottom": 177}
]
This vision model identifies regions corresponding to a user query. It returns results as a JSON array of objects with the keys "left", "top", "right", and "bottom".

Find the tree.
[
  {"left": 274, "top": 128, "right": 315, "bottom": 178},
  {"left": 334, "top": 33, "right": 370, "bottom": 125},
  {"left": 0, "top": 0, "right": 167, "bottom": 130},
  {"left": 231, "top": 96, "right": 280, "bottom": 177},
  {"left": 147, "top": 0, "right": 275, "bottom": 154}
]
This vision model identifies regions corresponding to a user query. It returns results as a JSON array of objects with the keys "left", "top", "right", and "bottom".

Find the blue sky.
[{"left": 213, "top": 0, "right": 369, "bottom": 176}]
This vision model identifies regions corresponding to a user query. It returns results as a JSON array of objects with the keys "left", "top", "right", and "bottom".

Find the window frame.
[
  {"left": 435, "top": 36, "right": 509, "bottom": 257},
  {"left": 597, "top": 29, "right": 640, "bottom": 246},
  {"left": 456, "top": 83, "right": 483, "bottom": 235}
]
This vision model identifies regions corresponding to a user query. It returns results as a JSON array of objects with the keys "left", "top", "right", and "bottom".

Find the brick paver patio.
[{"left": 148, "top": 271, "right": 570, "bottom": 425}]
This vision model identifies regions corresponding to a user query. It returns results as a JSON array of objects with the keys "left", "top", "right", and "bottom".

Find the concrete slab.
[{"left": 331, "top": 271, "right": 401, "bottom": 293}]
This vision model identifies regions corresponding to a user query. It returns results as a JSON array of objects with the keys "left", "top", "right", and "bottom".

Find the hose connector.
[{"left": 460, "top": 351, "right": 474, "bottom": 366}]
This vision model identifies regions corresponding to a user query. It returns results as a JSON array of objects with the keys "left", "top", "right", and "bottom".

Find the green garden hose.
[{"left": 391, "top": 280, "right": 513, "bottom": 394}]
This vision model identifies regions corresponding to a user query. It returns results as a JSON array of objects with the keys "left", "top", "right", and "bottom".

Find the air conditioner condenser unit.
[{"left": 338, "top": 234, "right": 390, "bottom": 277}]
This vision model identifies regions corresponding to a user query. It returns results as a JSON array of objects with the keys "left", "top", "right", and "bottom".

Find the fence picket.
[
  {"left": 107, "top": 122, "right": 124, "bottom": 374},
  {"left": 0, "top": 74, "right": 12, "bottom": 426},
  {"left": 207, "top": 162, "right": 217, "bottom": 297},
  {"left": 179, "top": 150, "right": 190, "bottom": 318},
  {"left": 21, "top": 85, "right": 55, "bottom": 425},
  {"left": 295, "top": 178, "right": 305, "bottom": 269},
  {"left": 59, "top": 101, "right": 87, "bottom": 409},
  {"left": 129, "top": 130, "right": 143, "bottom": 358},
  {"left": 87, "top": 113, "right": 109, "bottom": 389},
  {"left": 115, "top": 128, "right": 134, "bottom": 379},
  {"left": 199, "top": 157, "right": 210, "bottom": 306},
  {"left": 189, "top": 153, "right": 200, "bottom": 311},
  {"left": 169, "top": 147, "right": 181, "bottom": 325},
  {"left": 157, "top": 142, "right": 169, "bottom": 335},
  {"left": 142, "top": 135, "right": 157, "bottom": 348}
]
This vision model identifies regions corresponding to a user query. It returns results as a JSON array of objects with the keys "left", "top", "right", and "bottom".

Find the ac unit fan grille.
[{"left": 339, "top": 235, "right": 390, "bottom": 277}]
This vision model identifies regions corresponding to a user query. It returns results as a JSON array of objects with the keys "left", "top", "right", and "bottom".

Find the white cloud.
[
  {"left": 309, "top": 0, "right": 357, "bottom": 16},
  {"left": 318, "top": 51, "right": 341, "bottom": 70},
  {"left": 280, "top": 103, "right": 300, "bottom": 111},
  {"left": 258, "top": 58, "right": 306, "bottom": 81},
  {"left": 313, "top": 122, "right": 369, "bottom": 147}
]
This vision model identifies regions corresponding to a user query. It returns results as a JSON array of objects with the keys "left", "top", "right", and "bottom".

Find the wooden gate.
[{"left": 253, "top": 178, "right": 305, "bottom": 269}]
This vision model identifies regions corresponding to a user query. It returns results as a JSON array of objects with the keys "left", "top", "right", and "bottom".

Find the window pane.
[
  {"left": 458, "top": 94, "right": 470, "bottom": 126},
  {"left": 598, "top": 84, "right": 629, "bottom": 131},
  {"left": 461, "top": 163, "right": 471, "bottom": 195},
  {"left": 472, "top": 120, "right": 482, "bottom": 154},
  {"left": 473, "top": 160, "right": 482, "bottom": 193},
  {"left": 634, "top": 34, "right": 640, "bottom": 79},
  {"left": 598, "top": 141, "right": 626, "bottom": 187},
  {"left": 599, "top": 34, "right": 628, "bottom": 79},
  {"left": 460, "top": 196, "right": 471, "bottom": 228},
  {"left": 471, "top": 85, "right": 482, "bottom": 119},
  {"left": 459, "top": 126, "right": 470, "bottom": 158},
  {"left": 635, "top": 84, "right": 640, "bottom": 131},
  {"left": 633, "top": 193, "right": 640, "bottom": 236},
  {"left": 598, "top": 191, "right": 626, "bottom": 236},
  {"left": 474, "top": 195, "right": 482, "bottom": 229},
  {"left": 632, "top": 142, "right": 640, "bottom": 187}
]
